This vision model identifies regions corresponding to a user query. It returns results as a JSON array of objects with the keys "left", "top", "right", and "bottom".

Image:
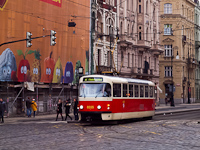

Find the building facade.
[
  {"left": 195, "top": 0, "right": 200, "bottom": 101},
  {"left": 91, "top": 0, "right": 118, "bottom": 74},
  {"left": 0, "top": 0, "right": 90, "bottom": 115},
  {"left": 159, "top": 0, "right": 196, "bottom": 104},
  {"left": 117, "top": 0, "right": 163, "bottom": 102}
]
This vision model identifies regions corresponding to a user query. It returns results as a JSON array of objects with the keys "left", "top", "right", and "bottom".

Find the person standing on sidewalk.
[
  {"left": 64, "top": 99, "right": 72, "bottom": 121},
  {"left": 73, "top": 98, "right": 79, "bottom": 121},
  {"left": 26, "top": 97, "right": 32, "bottom": 117},
  {"left": 0, "top": 98, "right": 6, "bottom": 123},
  {"left": 56, "top": 98, "right": 64, "bottom": 121},
  {"left": 31, "top": 99, "right": 37, "bottom": 117}
]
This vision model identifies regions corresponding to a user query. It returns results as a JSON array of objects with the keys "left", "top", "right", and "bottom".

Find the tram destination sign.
[{"left": 83, "top": 77, "right": 103, "bottom": 82}]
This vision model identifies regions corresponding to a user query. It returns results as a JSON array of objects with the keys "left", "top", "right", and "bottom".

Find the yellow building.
[{"left": 159, "top": 0, "right": 196, "bottom": 104}]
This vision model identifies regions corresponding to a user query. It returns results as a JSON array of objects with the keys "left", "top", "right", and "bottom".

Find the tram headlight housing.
[
  {"left": 107, "top": 104, "right": 110, "bottom": 110},
  {"left": 80, "top": 105, "right": 84, "bottom": 110},
  {"left": 97, "top": 105, "right": 101, "bottom": 110}
]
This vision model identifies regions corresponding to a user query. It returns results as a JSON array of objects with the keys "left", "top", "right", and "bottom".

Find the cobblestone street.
[{"left": 1, "top": 117, "right": 200, "bottom": 150}]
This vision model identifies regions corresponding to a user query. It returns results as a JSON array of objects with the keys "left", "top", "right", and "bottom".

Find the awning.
[{"left": 157, "top": 86, "right": 163, "bottom": 93}]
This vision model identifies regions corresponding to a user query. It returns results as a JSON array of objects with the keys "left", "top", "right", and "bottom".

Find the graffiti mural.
[
  {"left": 0, "top": 48, "right": 17, "bottom": 81},
  {"left": 0, "top": 48, "right": 84, "bottom": 84},
  {"left": 0, "top": 0, "right": 8, "bottom": 11}
]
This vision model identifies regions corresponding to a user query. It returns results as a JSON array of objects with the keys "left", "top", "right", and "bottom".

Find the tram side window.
[
  {"left": 129, "top": 84, "right": 133, "bottom": 97},
  {"left": 145, "top": 86, "right": 148, "bottom": 97},
  {"left": 123, "top": 84, "right": 128, "bottom": 97},
  {"left": 150, "top": 86, "right": 154, "bottom": 97},
  {"left": 140, "top": 85, "right": 144, "bottom": 97},
  {"left": 113, "top": 84, "right": 121, "bottom": 97},
  {"left": 135, "top": 85, "right": 139, "bottom": 97}
]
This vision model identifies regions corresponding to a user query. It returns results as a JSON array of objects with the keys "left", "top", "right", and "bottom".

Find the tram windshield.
[{"left": 79, "top": 83, "right": 111, "bottom": 97}]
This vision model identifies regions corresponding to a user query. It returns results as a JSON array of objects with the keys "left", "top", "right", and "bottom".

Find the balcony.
[
  {"left": 150, "top": 44, "right": 164, "bottom": 54},
  {"left": 118, "top": 35, "right": 133, "bottom": 46},
  {"left": 137, "top": 40, "right": 151, "bottom": 48}
]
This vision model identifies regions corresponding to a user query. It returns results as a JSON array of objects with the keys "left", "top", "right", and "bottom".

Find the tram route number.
[{"left": 87, "top": 105, "right": 94, "bottom": 109}]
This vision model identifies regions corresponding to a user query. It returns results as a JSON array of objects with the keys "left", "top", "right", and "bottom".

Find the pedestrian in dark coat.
[
  {"left": 73, "top": 98, "right": 79, "bottom": 120},
  {"left": 56, "top": 98, "right": 63, "bottom": 121},
  {"left": 64, "top": 99, "right": 72, "bottom": 121},
  {"left": 26, "top": 97, "right": 32, "bottom": 117},
  {"left": 0, "top": 98, "right": 6, "bottom": 123}
]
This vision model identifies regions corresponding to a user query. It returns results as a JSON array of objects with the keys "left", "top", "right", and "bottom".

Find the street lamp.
[{"left": 171, "top": 49, "right": 179, "bottom": 107}]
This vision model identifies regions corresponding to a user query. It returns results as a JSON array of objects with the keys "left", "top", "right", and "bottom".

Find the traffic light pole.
[{"left": 0, "top": 35, "right": 50, "bottom": 47}]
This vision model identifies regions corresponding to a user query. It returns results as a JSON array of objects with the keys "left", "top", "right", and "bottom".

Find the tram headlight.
[
  {"left": 107, "top": 104, "right": 110, "bottom": 110},
  {"left": 97, "top": 105, "right": 101, "bottom": 110},
  {"left": 80, "top": 105, "right": 84, "bottom": 110}
]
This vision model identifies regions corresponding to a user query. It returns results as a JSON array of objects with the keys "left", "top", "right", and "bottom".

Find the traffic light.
[
  {"left": 26, "top": 32, "right": 32, "bottom": 47},
  {"left": 50, "top": 30, "right": 56, "bottom": 46}
]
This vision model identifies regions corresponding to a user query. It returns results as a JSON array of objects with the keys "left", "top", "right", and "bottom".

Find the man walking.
[
  {"left": 26, "top": 97, "right": 32, "bottom": 117},
  {"left": 0, "top": 98, "right": 6, "bottom": 123},
  {"left": 64, "top": 99, "right": 72, "bottom": 121},
  {"left": 73, "top": 98, "right": 79, "bottom": 121}
]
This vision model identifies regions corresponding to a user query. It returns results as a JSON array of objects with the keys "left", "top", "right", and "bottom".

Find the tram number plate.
[{"left": 87, "top": 105, "right": 94, "bottom": 109}]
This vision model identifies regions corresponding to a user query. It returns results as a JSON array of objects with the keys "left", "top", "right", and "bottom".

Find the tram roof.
[{"left": 80, "top": 75, "right": 155, "bottom": 86}]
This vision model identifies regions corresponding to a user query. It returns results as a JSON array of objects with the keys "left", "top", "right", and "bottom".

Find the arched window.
[
  {"left": 97, "top": 11, "right": 103, "bottom": 34},
  {"left": 182, "top": 5, "right": 184, "bottom": 16},
  {"left": 106, "top": 18, "right": 114, "bottom": 35},
  {"left": 164, "top": 3, "right": 172, "bottom": 14}
]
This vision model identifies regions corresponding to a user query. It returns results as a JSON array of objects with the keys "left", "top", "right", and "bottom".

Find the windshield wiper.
[{"left": 95, "top": 90, "right": 102, "bottom": 98}]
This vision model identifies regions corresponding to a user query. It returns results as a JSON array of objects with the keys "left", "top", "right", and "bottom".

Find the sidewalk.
[
  {"left": 155, "top": 103, "right": 200, "bottom": 115},
  {"left": 3, "top": 113, "right": 78, "bottom": 124},
  {"left": 2, "top": 103, "right": 200, "bottom": 124}
]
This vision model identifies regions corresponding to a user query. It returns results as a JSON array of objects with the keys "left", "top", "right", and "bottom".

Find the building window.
[
  {"left": 120, "top": 22, "right": 123, "bottom": 35},
  {"left": 128, "top": 53, "right": 130, "bottom": 67},
  {"left": 107, "top": 51, "right": 111, "bottom": 67},
  {"left": 165, "top": 66, "right": 173, "bottom": 77},
  {"left": 139, "top": 32, "right": 142, "bottom": 40},
  {"left": 121, "top": 51, "right": 124, "bottom": 65},
  {"left": 154, "top": 58, "right": 156, "bottom": 70},
  {"left": 164, "top": 3, "right": 172, "bottom": 14},
  {"left": 146, "top": 1, "right": 148, "bottom": 14},
  {"left": 132, "top": 54, "right": 134, "bottom": 67},
  {"left": 139, "top": 5, "right": 141, "bottom": 13},
  {"left": 127, "top": 24, "right": 129, "bottom": 35},
  {"left": 98, "top": 49, "right": 101, "bottom": 66},
  {"left": 164, "top": 45, "right": 173, "bottom": 57},
  {"left": 164, "top": 24, "right": 172, "bottom": 35}
]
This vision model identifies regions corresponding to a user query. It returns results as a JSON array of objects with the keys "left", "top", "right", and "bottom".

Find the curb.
[{"left": 155, "top": 108, "right": 200, "bottom": 116}]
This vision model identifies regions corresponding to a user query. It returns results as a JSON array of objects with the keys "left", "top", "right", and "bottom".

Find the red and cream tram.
[{"left": 78, "top": 75, "right": 155, "bottom": 122}]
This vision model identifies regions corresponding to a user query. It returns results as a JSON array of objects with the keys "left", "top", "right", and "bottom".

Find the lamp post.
[
  {"left": 171, "top": 48, "right": 179, "bottom": 107},
  {"left": 188, "top": 42, "right": 192, "bottom": 104}
]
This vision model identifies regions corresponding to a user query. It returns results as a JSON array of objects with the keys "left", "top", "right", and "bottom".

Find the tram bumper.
[{"left": 79, "top": 111, "right": 112, "bottom": 122}]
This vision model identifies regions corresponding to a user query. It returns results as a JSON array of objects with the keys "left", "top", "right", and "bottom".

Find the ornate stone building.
[
  {"left": 117, "top": 0, "right": 163, "bottom": 102},
  {"left": 91, "top": 0, "right": 118, "bottom": 74}
]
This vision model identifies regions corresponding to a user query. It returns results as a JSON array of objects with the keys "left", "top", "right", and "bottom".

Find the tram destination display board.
[{"left": 83, "top": 77, "right": 103, "bottom": 82}]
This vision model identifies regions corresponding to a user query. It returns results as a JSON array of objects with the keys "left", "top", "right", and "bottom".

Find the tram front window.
[{"left": 79, "top": 83, "right": 111, "bottom": 97}]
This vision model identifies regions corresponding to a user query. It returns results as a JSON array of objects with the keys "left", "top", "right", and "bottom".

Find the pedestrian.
[
  {"left": 26, "top": 97, "right": 32, "bottom": 117},
  {"left": 73, "top": 98, "right": 79, "bottom": 120},
  {"left": 56, "top": 98, "right": 64, "bottom": 121},
  {"left": 64, "top": 99, "right": 72, "bottom": 121},
  {"left": 0, "top": 98, "right": 6, "bottom": 123},
  {"left": 31, "top": 99, "right": 37, "bottom": 117}
]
